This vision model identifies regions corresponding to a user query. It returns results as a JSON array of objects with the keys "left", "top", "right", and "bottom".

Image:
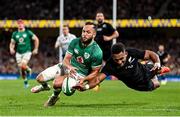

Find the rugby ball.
[{"left": 62, "top": 76, "right": 78, "bottom": 96}]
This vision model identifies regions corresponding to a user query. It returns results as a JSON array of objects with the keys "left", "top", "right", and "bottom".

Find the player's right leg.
[
  {"left": 16, "top": 53, "right": 29, "bottom": 88},
  {"left": 31, "top": 63, "right": 63, "bottom": 93},
  {"left": 151, "top": 75, "right": 160, "bottom": 90},
  {"left": 21, "top": 52, "right": 32, "bottom": 77}
]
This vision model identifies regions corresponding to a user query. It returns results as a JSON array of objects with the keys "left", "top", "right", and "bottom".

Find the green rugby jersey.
[
  {"left": 67, "top": 38, "right": 103, "bottom": 76},
  {"left": 11, "top": 29, "right": 34, "bottom": 54}
]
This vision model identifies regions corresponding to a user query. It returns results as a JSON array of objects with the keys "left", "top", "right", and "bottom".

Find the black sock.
[
  {"left": 53, "top": 89, "right": 61, "bottom": 97},
  {"left": 24, "top": 79, "right": 28, "bottom": 85},
  {"left": 42, "top": 83, "right": 48, "bottom": 88}
]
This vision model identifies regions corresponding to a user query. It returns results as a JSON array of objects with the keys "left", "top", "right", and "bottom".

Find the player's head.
[
  {"left": 17, "top": 19, "right": 25, "bottom": 31},
  {"left": 111, "top": 42, "right": 128, "bottom": 67},
  {"left": 96, "top": 11, "right": 105, "bottom": 24},
  {"left": 81, "top": 22, "right": 96, "bottom": 45},
  {"left": 158, "top": 44, "right": 164, "bottom": 52},
  {"left": 62, "top": 25, "right": 69, "bottom": 36}
]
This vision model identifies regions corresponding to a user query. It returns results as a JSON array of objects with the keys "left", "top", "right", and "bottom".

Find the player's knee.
[
  {"left": 20, "top": 63, "right": 27, "bottom": 70},
  {"left": 154, "top": 82, "right": 160, "bottom": 89},
  {"left": 53, "top": 76, "right": 64, "bottom": 89},
  {"left": 152, "top": 80, "right": 160, "bottom": 90},
  {"left": 53, "top": 79, "right": 61, "bottom": 89},
  {"left": 36, "top": 74, "right": 45, "bottom": 83}
]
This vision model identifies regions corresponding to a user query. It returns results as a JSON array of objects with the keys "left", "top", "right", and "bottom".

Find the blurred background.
[{"left": 0, "top": 0, "right": 179, "bottom": 79}]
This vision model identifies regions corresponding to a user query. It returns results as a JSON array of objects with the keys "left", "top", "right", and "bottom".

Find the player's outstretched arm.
[
  {"left": 9, "top": 39, "right": 16, "bottom": 55},
  {"left": 103, "top": 31, "right": 119, "bottom": 41},
  {"left": 74, "top": 73, "right": 106, "bottom": 91},
  {"left": 144, "top": 50, "right": 161, "bottom": 71},
  {"left": 32, "top": 35, "right": 39, "bottom": 55},
  {"left": 79, "top": 67, "right": 101, "bottom": 84},
  {"left": 89, "top": 73, "right": 106, "bottom": 88}
]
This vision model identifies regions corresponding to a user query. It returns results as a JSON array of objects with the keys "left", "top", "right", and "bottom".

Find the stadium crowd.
[
  {"left": 0, "top": 0, "right": 179, "bottom": 75},
  {"left": 0, "top": 0, "right": 179, "bottom": 19},
  {"left": 0, "top": 29, "right": 179, "bottom": 75}
]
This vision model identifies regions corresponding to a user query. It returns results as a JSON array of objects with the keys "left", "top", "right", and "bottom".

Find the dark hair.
[
  {"left": 111, "top": 42, "right": 126, "bottom": 54},
  {"left": 85, "top": 22, "right": 96, "bottom": 31},
  {"left": 17, "top": 19, "right": 24, "bottom": 24},
  {"left": 96, "top": 11, "right": 104, "bottom": 15},
  {"left": 96, "top": 10, "right": 105, "bottom": 17}
]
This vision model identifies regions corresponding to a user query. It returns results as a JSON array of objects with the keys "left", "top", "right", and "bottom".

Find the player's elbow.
[{"left": 115, "top": 31, "right": 119, "bottom": 38}]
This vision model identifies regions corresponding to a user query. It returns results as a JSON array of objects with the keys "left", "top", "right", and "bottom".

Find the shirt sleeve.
[
  {"left": 101, "top": 61, "right": 113, "bottom": 76},
  {"left": 127, "top": 48, "right": 145, "bottom": 59},
  {"left": 27, "top": 30, "right": 34, "bottom": 40},
  {"left": 11, "top": 32, "right": 16, "bottom": 42},
  {"left": 104, "top": 23, "right": 116, "bottom": 36},
  {"left": 91, "top": 47, "right": 103, "bottom": 69},
  {"left": 67, "top": 39, "right": 76, "bottom": 55}
]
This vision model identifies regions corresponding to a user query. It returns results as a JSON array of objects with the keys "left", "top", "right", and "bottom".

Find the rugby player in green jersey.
[
  {"left": 31, "top": 22, "right": 103, "bottom": 107},
  {"left": 9, "top": 19, "right": 39, "bottom": 88}
]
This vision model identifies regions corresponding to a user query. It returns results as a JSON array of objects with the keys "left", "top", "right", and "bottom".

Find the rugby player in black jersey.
[{"left": 75, "top": 42, "right": 170, "bottom": 91}]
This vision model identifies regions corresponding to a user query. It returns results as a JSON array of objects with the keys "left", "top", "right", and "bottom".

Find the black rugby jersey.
[{"left": 101, "top": 48, "right": 152, "bottom": 88}]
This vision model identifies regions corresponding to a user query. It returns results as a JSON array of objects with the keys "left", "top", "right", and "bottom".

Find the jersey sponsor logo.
[
  {"left": 103, "top": 24, "right": 107, "bottom": 28},
  {"left": 16, "top": 35, "right": 20, "bottom": 38},
  {"left": 97, "top": 28, "right": 102, "bottom": 31},
  {"left": 19, "top": 38, "right": 24, "bottom": 43},
  {"left": 74, "top": 48, "right": 79, "bottom": 54},
  {"left": 23, "top": 34, "right": 27, "bottom": 38},
  {"left": 84, "top": 52, "right": 90, "bottom": 59},
  {"left": 125, "top": 65, "right": 134, "bottom": 69},
  {"left": 128, "top": 56, "right": 135, "bottom": 63},
  {"left": 76, "top": 56, "right": 84, "bottom": 64}
]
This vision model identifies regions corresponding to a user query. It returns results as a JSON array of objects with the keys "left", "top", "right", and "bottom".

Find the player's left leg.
[
  {"left": 31, "top": 63, "right": 64, "bottom": 93},
  {"left": 20, "top": 62, "right": 30, "bottom": 88},
  {"left": 44, "top": 75, "right": 66, "bottom": 107},
  {"left": 20, "top": 52, "right": 32, "bottom": 88},
  {"left": 151, "top": 75, "right": 160, "bottom": 90}
]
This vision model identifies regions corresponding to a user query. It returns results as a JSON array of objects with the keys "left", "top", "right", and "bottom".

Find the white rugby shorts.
[{"left": 15, "top": 52, "right": 32, "bottom": 65}]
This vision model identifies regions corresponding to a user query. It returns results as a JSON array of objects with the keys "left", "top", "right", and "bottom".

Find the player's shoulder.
[
  {"left": 69, "top": 33, "right": 76, "bottom": 37},
  {"left": 92, "top": 41, "right": 102, "bottom": 50},
  {"left": 103, "top": 22, "right": 112, "bottom": 27},
  {"left": 90, "top": 41, "right": 103, "bottom": 55},
  {"left": 126, "top": 48, "right": 142, "bottom": 53},
  {"left": 25, "top": 29, "right": 34, "bottom": 34},
  {"left": 126, "top": 48, "right": 135, "bottom": 53},
  {"left": 71, "top": 37, "right": 80, "bottom": 42},
  {"left": 69, "top": 37, "right": 80, "bottom": 44},
  {"left": 25, "top": 29, "right": 31, "bottom": 32},
  {"left": 126, "top": 48, "right": 145, "bottom": 59},
  {"left": 12, "top": 30, "right": 18, "bottom": 35}
]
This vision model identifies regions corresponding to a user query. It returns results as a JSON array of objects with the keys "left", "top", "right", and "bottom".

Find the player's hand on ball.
[
  {"left": 73, "top": 83, "right": 86, "bottom": 92},
  {"left": 79, "top": 78, "right": 85, "bottom": 85}
]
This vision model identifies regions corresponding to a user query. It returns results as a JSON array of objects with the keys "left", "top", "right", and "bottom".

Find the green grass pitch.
[{"left": 0, "top": 79, "right": 180, "bottom": 116}]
